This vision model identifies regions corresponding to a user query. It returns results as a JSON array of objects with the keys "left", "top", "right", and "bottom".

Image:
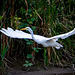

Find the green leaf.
[
  {"left": 30, "top": 14, "right": 32, "bottom": 17},
  {"left": 0, "top": 16, "right": 3, "bottom": 21},
  {"left": 32, "top": 47, "right": 37, "bottom": 50},
  {"left": 37, "top": 48, "right": 41, "bottom": 50},
  {"left": 24, "top": 39, "right": 29, "bottom": 42},
  {"left": 19, "top": 23, "right": 28, "bottom": 29},
  {"left": 30, "top": 40, "right": 33, "bottom": 43},
  {"left": 23, "top": 64, "right": 28, "bottom": 67},
  {"left": 28, "top": 9, "right": 31, "bottom": 12},
  {"left": 27, "top": 40, "right": 33, "bottom": 45},
  {"left": 32, "top": 47, "right": 39, "bottom": 52},
  {"left": 27, "top": 41, "right": 33, "bottom": 45},
  {"left": 25, "top": 61, "right": 29, "bottom": 63},
  {"left": 32, "top": 27, "right": 36, "bottom": 31},
  {"left": 28, "top": 13, "right": 31, "bottom": 16},
  {"left": 27, "top": 19, "right": 31, "bottom": 22},
  {"left": 31, "top": 18, "right": 35, "bottom": 21},
  {"left": 27, "top": 54, "right": 32, "bottom": 58},
  {"left": 35, "top": 50, "right": 39, "bottom": 52},
  {"left": 29, "top": 21, "right": 33, "bottom": 24},
  {"left": 28, "top": 63, "right": 33, "bottom": 66},
  {"left": 24, "top": 23, "right": 28, "bottom": 26},
  {"left": 32, "top": 57, "right": 35, "bottom": 59},
  {"left": 27, "top": 41, "right": 30, "bottom": 44}
]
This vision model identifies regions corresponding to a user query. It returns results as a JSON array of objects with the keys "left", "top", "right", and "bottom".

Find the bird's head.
[{"left": 20, "top": 27, "right": 33, "bottom": 33}]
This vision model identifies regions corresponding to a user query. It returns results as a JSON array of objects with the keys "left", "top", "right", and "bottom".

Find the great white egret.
[{"left": 0, "top": 27, "right": 75, "bottom": 49}]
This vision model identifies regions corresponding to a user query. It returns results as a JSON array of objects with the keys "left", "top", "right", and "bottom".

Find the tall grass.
[{"left": 0, "top": 38, "right": 11, "bottom": 73}]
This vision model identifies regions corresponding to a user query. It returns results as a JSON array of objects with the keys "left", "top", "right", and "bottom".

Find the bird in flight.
[{"left": 0, "top": 27, "right": 75, "bottom": 49}]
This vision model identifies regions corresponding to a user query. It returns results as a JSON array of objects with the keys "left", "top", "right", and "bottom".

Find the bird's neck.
[
  {"left": 31, "top": 31, "right": 34, "bottom": 38},
  {"left": 30, "top": 30, "right": 36, "bottom": 41}
]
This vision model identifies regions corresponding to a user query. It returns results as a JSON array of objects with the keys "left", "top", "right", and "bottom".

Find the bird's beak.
[{"left": 20, "top": 28, "right": 27, "bottom": 30}]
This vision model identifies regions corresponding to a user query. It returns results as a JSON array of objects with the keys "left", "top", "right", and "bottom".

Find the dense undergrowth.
[{"left": 0, "top": 0, "right": 75, "bottom": 73}]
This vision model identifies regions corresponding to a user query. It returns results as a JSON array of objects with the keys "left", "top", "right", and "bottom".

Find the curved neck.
[
  {"left": 30, "top": 30, "right": 34, "bottom": 39},
  {"left": 28, "top": 28, "right": 41, "bottom": 44},
  {"left": 29, "top": 29, "right": 36, "bottom": 41}
]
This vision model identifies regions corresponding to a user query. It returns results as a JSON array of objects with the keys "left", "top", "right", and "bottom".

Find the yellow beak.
[{"left": 20, "top": 28, "right": 27, "bottom": 30}]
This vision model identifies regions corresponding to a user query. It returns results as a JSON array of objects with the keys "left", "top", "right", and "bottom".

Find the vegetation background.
[{"left": 0, "top": 0, "right": 75, "bottom": 74}]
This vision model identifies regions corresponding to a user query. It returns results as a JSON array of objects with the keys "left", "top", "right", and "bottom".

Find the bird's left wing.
[
  {"left": 0, "top": 27, "right": 32, "bottom": 39},
  {"left": 33, "top": 28, "right": 75, "bottom": 42},
  {"left": 0, "top": 27, "right": 48, "bottom": 40},
  {"left": 47, "top": 28, "right": 75, "bottom": 41}
]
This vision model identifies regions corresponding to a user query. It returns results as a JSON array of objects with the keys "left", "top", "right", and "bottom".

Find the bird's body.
[{"left": 0, "top": 27, "right": 75, "bottom": 49}]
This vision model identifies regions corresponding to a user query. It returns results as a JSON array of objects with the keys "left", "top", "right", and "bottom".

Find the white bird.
[{"left": 0, "top": 27, "right": 75, "bottom": 49}]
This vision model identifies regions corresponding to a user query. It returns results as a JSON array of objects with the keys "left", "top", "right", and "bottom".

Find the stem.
[{"left": 43, "top": 48, "right": 47, "bottom": 66}]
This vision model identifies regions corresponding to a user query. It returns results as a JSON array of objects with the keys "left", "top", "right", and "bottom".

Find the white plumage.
[{"left": 0, "top": 27, "right": 75, "bottom": 49}]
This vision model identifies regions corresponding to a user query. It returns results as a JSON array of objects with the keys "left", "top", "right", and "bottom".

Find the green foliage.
[
  {"left": 1, "top": 40, "right": 11, "bottom": 60},
  {"left": 0, "top": 39, "right": 11, "bottom": 69},
  {"left": 19, "top": 23, "right": 28, "bottom": 29},
  {"left": 19, "top": 7, "right": 35, "bottom": 25},
  {"left": 31, "top": 27, "right": 36, "bottom": 31},
  {"left": 24, "top": 39, "right": 34, "bottom": 45},
  {"left": 0, "top": 16, "right": 3, "bottom": 21},
  {"left": 32, "top": 47, "right": 41, "bottom": 53},
  {"left": 27, "top": 54, "right": 32, "bottom": 59},
  {"left": 23, "top": 61, "right": 33, "bottom": 67},
  {"left": 27, "top": 40, "right": 33, "bottom": 45}
]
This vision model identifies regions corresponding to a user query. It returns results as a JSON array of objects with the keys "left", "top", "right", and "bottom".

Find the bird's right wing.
[
  {"left": 0, "top": 27, "right": 32, "bottom": 39},
  {"left": 0, "top": 27, "right": 48, "bottom": 40}
]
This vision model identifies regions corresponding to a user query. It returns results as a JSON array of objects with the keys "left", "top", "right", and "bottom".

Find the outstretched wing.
[
  {"left": 0, "top": 27, "right": 32, "bottom": 39},
  {"left": 34, "top": 28, "right": 75, "bottom": 42},
  {"left": 0, "top": 27, "right": 47, "bottom": 40},
  {"left": 49, "top": 28, "right": 75, "bottom": 41}
]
